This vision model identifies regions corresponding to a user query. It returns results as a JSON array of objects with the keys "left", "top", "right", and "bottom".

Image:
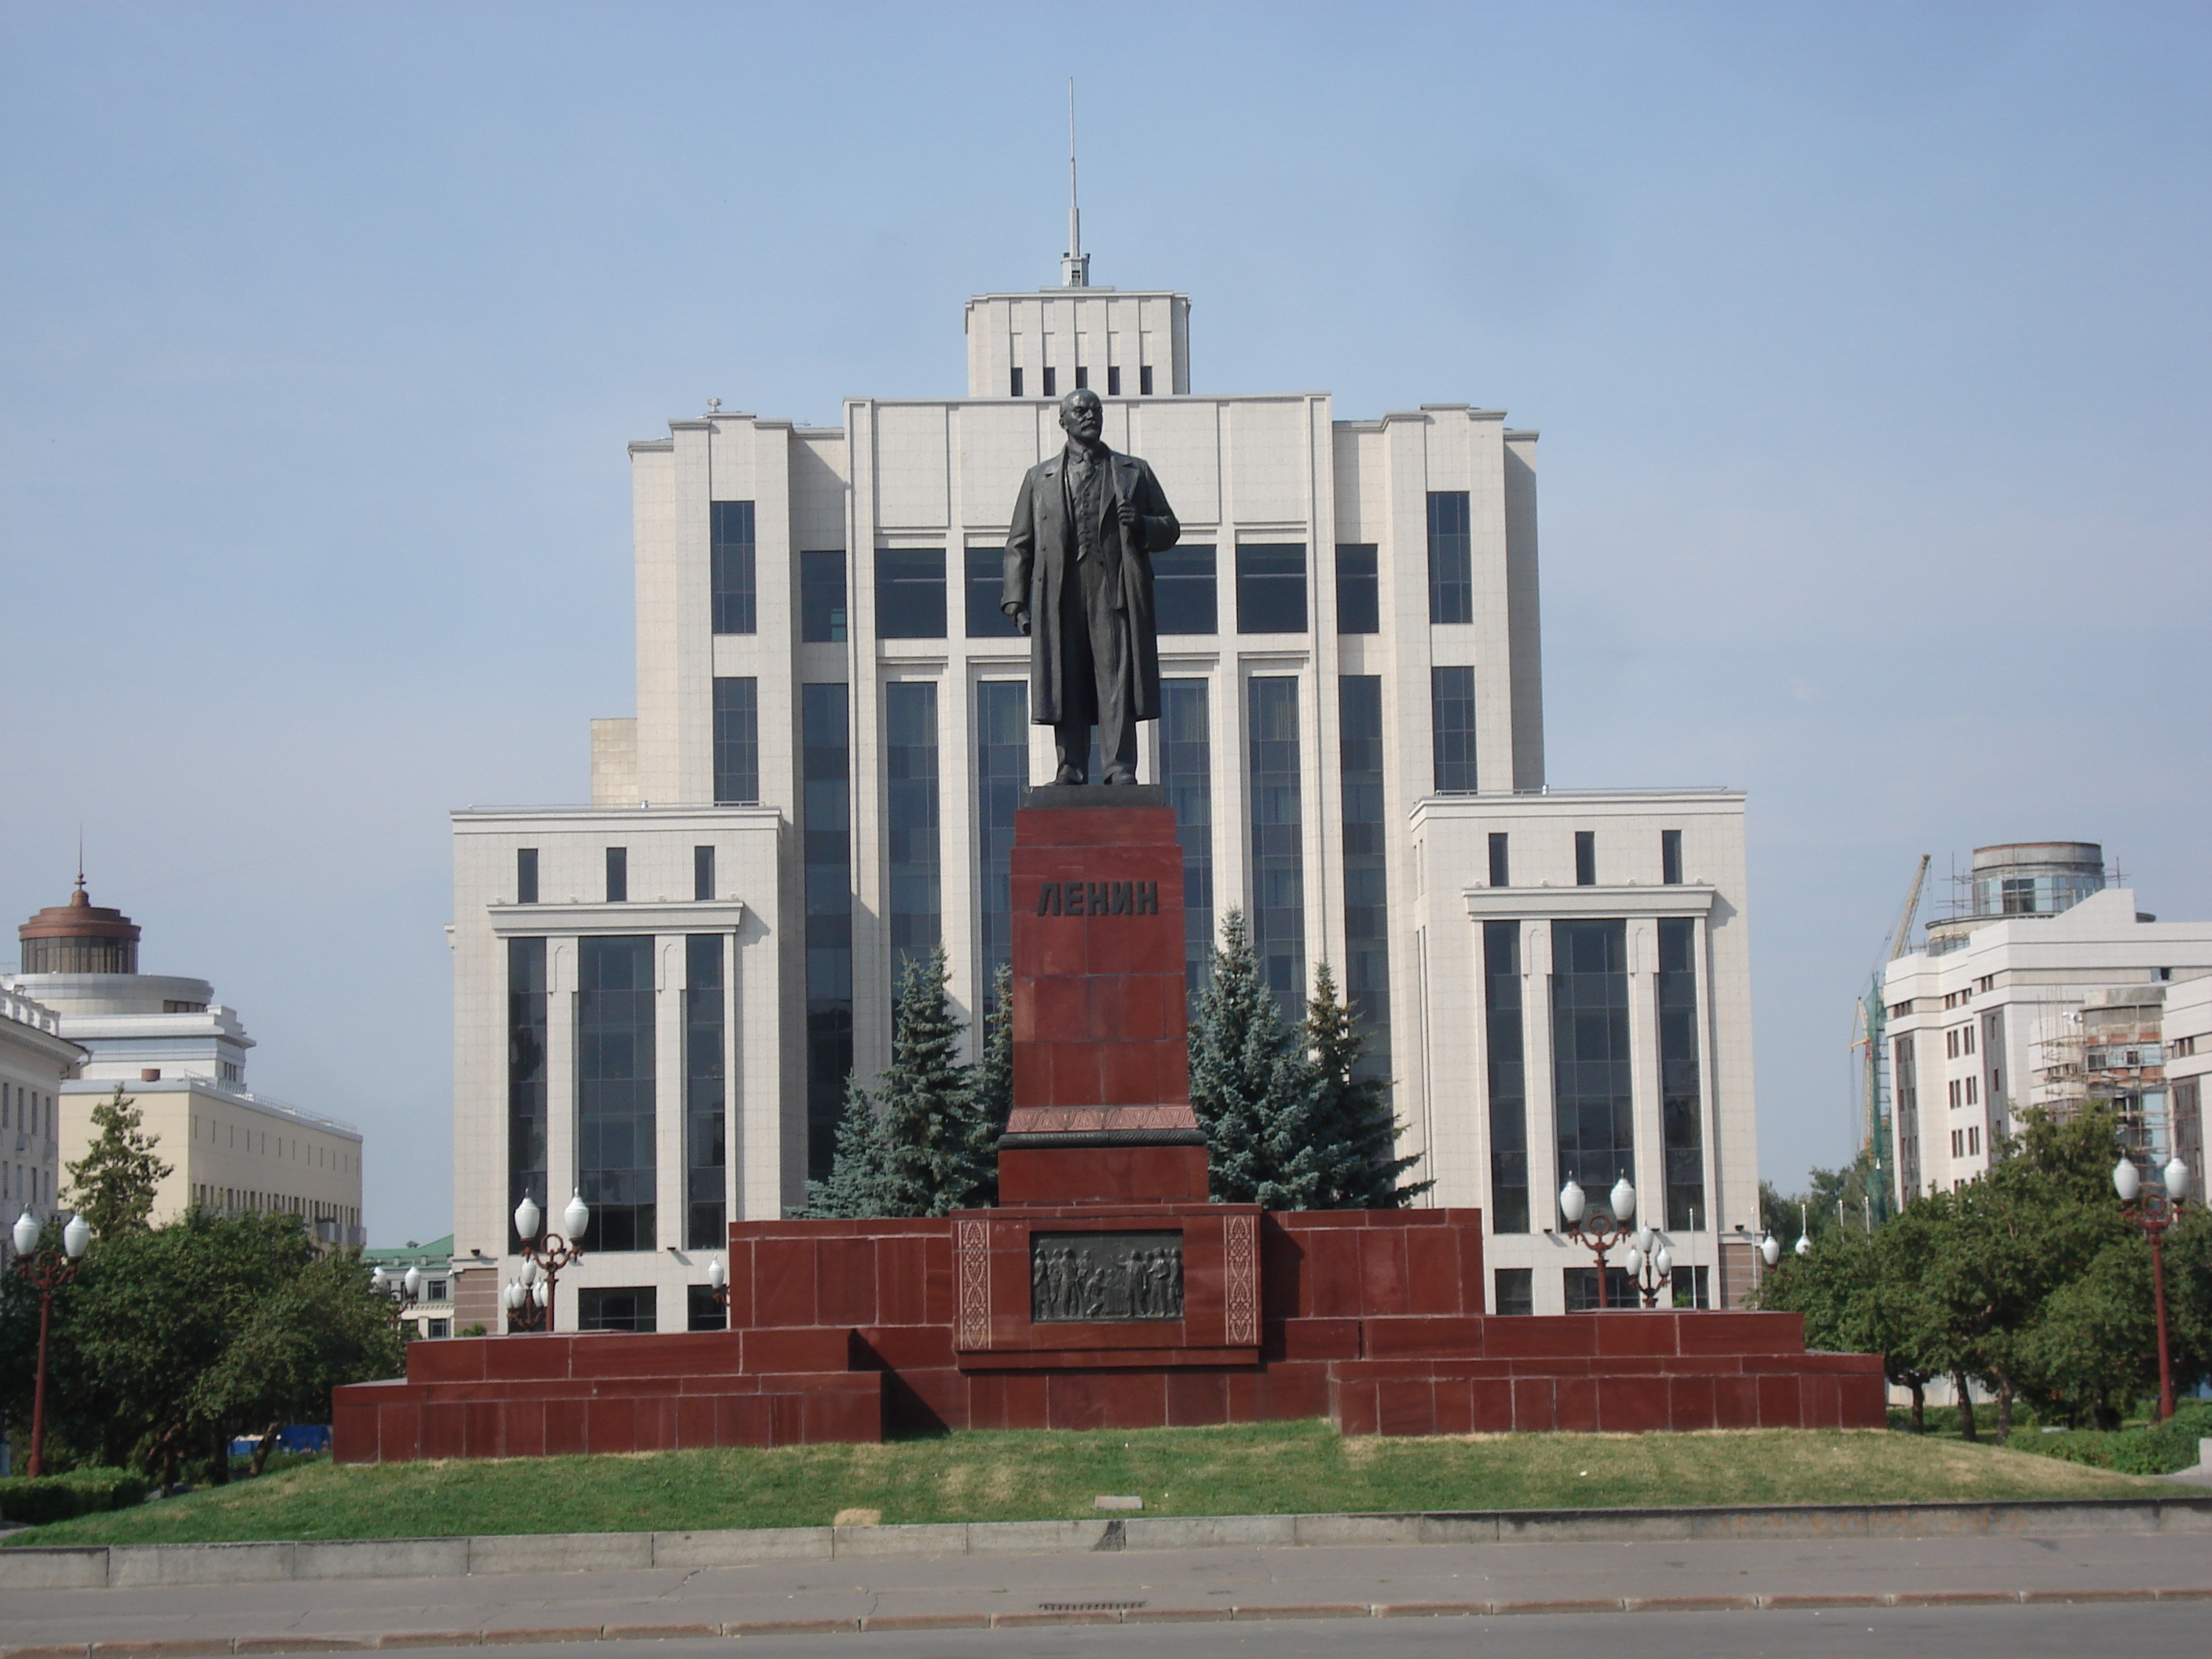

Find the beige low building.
[{"left": 6, "top": 881, "right": 364, "bottom": 1243}]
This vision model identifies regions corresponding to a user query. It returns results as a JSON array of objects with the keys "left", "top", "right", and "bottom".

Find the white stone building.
[
  {"left": 6, "top": 881, "right": 365, "bottom": 1243},
  {"left": 450, "top": 266, "right": 1763, "bottom": 1331},
  {"left": 1879, "top": 843, "right": 2212, "bottom": 1203},
  {"left": 0, "top": 983, "right": 83, "bottom": 1265}
]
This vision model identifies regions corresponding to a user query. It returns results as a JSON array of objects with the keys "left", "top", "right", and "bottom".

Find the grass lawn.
[{"left": 5, "top": 1419, "right": 2182, "bottom": 1549}]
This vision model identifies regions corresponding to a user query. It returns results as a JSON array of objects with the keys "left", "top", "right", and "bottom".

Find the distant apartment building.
[
  {"left": 5, "top": 880, "right": 365, "bottom": 1243},
  {"left": 1880, "top": 842, "right": 2212, "bottom": 1203},
  {"left": 449, "top": 262, "right": 1766, "bottom": 1331}
]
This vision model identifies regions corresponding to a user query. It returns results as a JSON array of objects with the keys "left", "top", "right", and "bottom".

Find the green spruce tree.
[
  {"left": 64, "top": 1084, "right": 173, "bottom": 1236},
  {"left": 1188, "top": 909, "right": 1328, "bottom": 1208},
  {"left": 1304, "top": 961, "right": 1430, "bottom": 1208},
  {"left": 874, "top": 945, "right": 986, "bottom": 1217},
  {"left": 965, "top": 962, "right": 1015, "bottom": 1206},
  {"left": 800, "top": 1081, "right": 891, "bottom": 1218}
]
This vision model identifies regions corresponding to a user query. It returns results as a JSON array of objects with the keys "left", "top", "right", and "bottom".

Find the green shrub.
[
  {"left": 2023, "top": 1401, "right": 2212, "bottom": 1476},
  {"left": 0, "top": 1467, "right": 151, "bottom": 1525}
]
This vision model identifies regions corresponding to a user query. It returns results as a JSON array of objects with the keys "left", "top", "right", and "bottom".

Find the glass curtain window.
[
  {"left": 802, "top": 684, "right": 853, "bottom": 1181},
  {"left": 694, "top": 845, "right": 715, "bottom": 902},
  {"left": 876, "top": 548, "right": 947, "bottom": 639},
  {"left": 1160, "top": 679, "right": 1214, "bottom": 1005},
  {"left": 966, "top": 546, "right": 1022, "bottom": 638},
  {"left": 1427, "top": 491, "right": 1473, "bottom": 624},
  {"left": 885, "top": 682, "right": 942, "bottom": 984},
  {"left": 605, "top": 847, "right": 628, "bottom": 903},
  {"left": 1338, "top": 676, "right": 1390, "bottom": 1079},
  {"left": 1152, "top": 545, "right": 1217, "bottom": 634},
  {"left": 1247, "top": 676, "right": 1306, "bottom": 1019},
  {"left": 516, "top": 848, "right": 539, "bottom": 904},
  {"left": 1895, "top": 1035, "right": 1921, "bottom": 1197},
  {"left": 976, "top": 681, "right": 1028, "bottom": 1015},
  {"left": 1657, "top": 917, "right": 1706, "bottom": 1231},
  {"left": 712, "top": 677, "right": 760, "bottom": 804},
  {"left": 711, "top": 501, "right": 756, "bottom": 634},
  {"left": 507, "top": 938, "right": 548, "bottom": 1251},
  {"left": 1574, "top": 832, "right": 1596, "bottom": 886},
  {"left": 1492, "top": 1267, "right": 1534, "bottom": 1317},
  {"left": 1236, "top": 544, "right": 1308, "bottom": 633},
  {"left": 1563, "top": 1265, "right": 1635, "bottom": 1312},
  {"left": 577, "top": 1287, "right": 657, "bottom": 1332},
  {"left": 1484, "top": 921, "right": 1529, "bottom": 1232},
  {"left": 1488, "top": 833, "right": 1510, "bottom": 888},
  {"left": 1661, "top": 830, "right": 1683, "bottom": 885},
  {"left": 683, "top": 935, "right": 726, "bottom": 1251},
  {"left": 1430, "top": 665, "right": 1478, "bottom": 791},
  {"left": 1335, "top": 544, "right": 1379, "bottom": 634},
  {"left": 800, "top": 551, "right": 848, "bottom": 643},
  {"left": 577, "top": 935, "right": 655, "bottom": 1251},
  {"left": 1551, "top": 919, "right": 1632, "bottom": 1219}
]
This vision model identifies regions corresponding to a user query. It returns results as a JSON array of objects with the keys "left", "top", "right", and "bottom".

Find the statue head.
[{"left": 1057, "top": 387, "right": 1104, "bottom": 445}]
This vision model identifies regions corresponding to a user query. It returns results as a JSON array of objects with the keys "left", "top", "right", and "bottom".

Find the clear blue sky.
[{"left": 3, "top": 2, "right": 2206, "bottom": 1243}]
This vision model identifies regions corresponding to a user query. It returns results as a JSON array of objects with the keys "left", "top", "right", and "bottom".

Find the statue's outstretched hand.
[{"left": 1004, "top": 603, "right": 1031, "bottom": 636}]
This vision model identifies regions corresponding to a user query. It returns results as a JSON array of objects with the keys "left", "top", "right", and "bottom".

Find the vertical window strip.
[
  {"left": 1247, "top": 676, "right": 1306, "bottom": 1020},
  {"left": 683, "top": 934, "right": 726, "bottom": 1250},
  {"left": 1161, "top": 679, "right": 1214, "bottom": 1007},
  {"left": 712, "top": 677, "right": 760, "bottom": 805},
  {"left": 710, "top": 500, "right": 756, "bottom": 634},
  {"left": 976, "top": 681, "right": 1028, "bottom": 1016},
  {"left": 1430, "top": 665, "right": 1478, "bottom": 791},
  {"left": 1895, "top": 1035, "right": 1921, "bottom": 1199},
  {"left": 1335, "top": 544, "right": 1379, "bottom": 635},
  {"left": 1484, "top": 921, "right": 1529, "bottom": 1232},
  {"left": 800, "top": 551, "right": 848, "bottom": 643},
  {"left": 1426, "top": 491, "right": 1473, "bottom": 625},
  {"left": 577, "top": 935, "right": 656, "bottom": 1251},
  {"left": 1551, "top": 918, "right": 1632, "bottom": 1218},
  {"left": 801, "top": 684, "right": 853, "bottom": 1181},
  {"left": 506, "top": 937, "right": 548, "bottom": 1253},
  {"left": 884, "top": 682, "right": 943, "bottom": 987},
  {"left": 1338, "top": 676, "right": 1390, "bottom": 1079},
  {"left": 1657, "top": 917, "right": 1705, "bottom": 1231}
]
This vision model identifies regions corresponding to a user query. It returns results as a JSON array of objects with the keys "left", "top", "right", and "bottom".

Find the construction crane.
[{"left": 1852, "top": 855, "right": 1929, "bottom": 1225}]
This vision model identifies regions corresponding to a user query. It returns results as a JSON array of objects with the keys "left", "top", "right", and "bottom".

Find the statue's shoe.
[
  {"left": 1054, "top": 765, "right": 1087, "bottom": 785},
  {"left": 1103, "top": 769, "right": 1137, "bottom": 786}
]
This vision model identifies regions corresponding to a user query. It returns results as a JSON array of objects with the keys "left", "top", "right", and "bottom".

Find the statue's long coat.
[{"left": 1002, "top": 446, "right": 1181, "bottom": 726}]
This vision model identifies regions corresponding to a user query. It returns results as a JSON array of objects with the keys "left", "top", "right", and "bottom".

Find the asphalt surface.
[
  {"left": 385, "top": 1604, "right": 2207, "bottom": 1659},
  {"left": 2, "top": 1532, "right": 2207, "bottom": 1653}
]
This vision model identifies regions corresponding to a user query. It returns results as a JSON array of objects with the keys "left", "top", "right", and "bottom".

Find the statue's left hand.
[{"left": 1116, "top": 498, "right": 1141, "bottom": 532}]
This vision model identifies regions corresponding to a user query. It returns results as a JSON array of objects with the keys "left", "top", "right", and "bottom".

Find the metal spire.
[{"left": 1061, "top": 79, "right": 1089, "bottom": 287}]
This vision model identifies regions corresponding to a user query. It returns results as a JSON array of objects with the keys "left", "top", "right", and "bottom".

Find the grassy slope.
[{"left": 7, "top": 1420, "right": 2178, "bottom": 1548}]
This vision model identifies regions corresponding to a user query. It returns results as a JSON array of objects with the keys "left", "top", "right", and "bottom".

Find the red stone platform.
[{"left": 332, "top": 786, "right": 1885, "bottom": 1463}]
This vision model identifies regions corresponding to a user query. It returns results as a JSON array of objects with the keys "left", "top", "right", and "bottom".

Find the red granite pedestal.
[{"left": 334, "top": 787, "right": 1886, "bottom": 1463}]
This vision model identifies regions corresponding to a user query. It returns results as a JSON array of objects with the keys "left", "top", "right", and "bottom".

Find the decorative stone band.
[
  {"left": 954, "top": 1218, "right": 991, "bottom": 1351},
  {"left": 1223, "top": 1213, "right": 1259, "bottom": 1346}
]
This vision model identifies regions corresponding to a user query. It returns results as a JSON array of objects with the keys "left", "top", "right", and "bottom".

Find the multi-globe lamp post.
[
  {"left": 370, "top": 1265, "right": 423, "bottom": 1330},
  {"left": 10, "top": 1208, "right": 92, "bottom": 1478},
  {"left": 1558, "top": 1175, "right": 1639, "bottom": 1310},
  {"left": 504, "top": 1192, "right": 590, "bottom": 1335},
  {"left": 2112, "top": 1152, "right": 2192, "bottom": 1423},
  {"left": 1623, "top": 1223, "right": 1675, "bottom": 1309}
]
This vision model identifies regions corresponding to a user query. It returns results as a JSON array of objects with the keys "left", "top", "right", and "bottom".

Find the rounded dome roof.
[{"left": 19, "top": 877, "right": 141, "bottom": 946}]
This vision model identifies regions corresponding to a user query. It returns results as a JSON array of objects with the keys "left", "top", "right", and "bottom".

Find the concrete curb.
[
  {"left": 5, "top": 1493, "right": 2210, "bottom": 1592},
  {"left": 5, "top": 1588, "right": 2212, "bottom": 1654}
]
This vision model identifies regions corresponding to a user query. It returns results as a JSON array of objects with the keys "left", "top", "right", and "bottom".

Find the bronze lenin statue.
[{"left": 1001, "top": 388, "right": 1181, "bottom": 785}]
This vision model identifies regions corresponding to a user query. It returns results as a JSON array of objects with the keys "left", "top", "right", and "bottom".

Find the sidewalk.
[{"left": 3, "top": 1529, "right": 2210, "bottom": 1651}]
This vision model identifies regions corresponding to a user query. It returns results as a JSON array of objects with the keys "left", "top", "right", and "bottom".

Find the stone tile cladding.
[{"left": 332, "top": 1210, "right": 1885, "bottom": 1461}]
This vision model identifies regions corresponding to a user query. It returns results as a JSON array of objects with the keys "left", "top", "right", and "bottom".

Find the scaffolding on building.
[{"left": 2031, "top": 989, "right": 2171, "bottom": 1163}]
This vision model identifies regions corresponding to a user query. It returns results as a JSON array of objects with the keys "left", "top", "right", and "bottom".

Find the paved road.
[
  {"left": 411, "top": 1605, "right": 2204, "bottom": 1659},
  {"left": 2, "top": 1533, "right": 2207, "bottom": 1653}
]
